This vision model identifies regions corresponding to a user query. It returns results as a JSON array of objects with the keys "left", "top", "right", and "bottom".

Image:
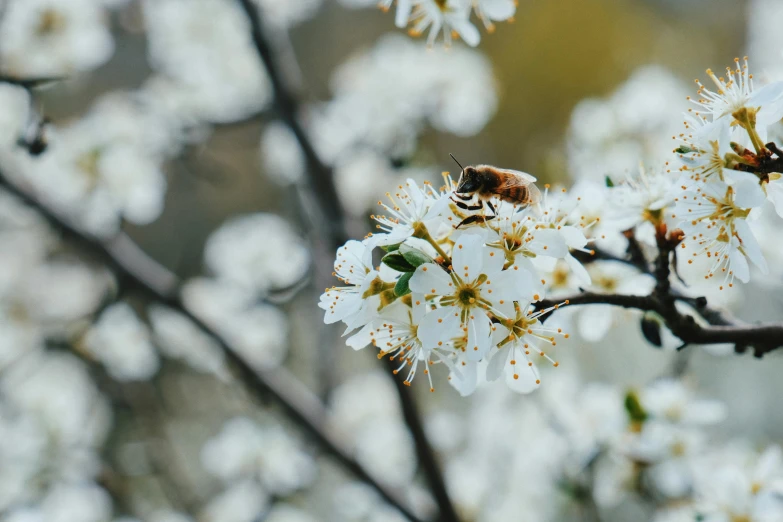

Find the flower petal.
[{"left": 410, "top": 263, "right": 453, "bottom": 295}]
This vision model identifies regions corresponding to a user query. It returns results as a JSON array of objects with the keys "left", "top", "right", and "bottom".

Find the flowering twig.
[
  {"left": 235, "top": 2, "right": 461, "bottom": 521},
  {"left": 0, "top": 171, "right": 424, "bottom": 522}
]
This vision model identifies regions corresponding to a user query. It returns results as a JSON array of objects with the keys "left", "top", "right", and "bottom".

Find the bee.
[{"left": 449, "top": 154, "right": 541, "bottom": 228}]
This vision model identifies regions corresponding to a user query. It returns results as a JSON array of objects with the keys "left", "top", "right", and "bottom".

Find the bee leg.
[
  {"left": 455, "top": 215, "right": 487, "bottom": 228},
  {"left": 452, "top": 192, "right": 474, "bottom": 201},
  {"left": 486, "top": 201, "right": 496, "bottom": 217},
  {"left": 450, "top": 197, "right": 483, "bottom": 211}
]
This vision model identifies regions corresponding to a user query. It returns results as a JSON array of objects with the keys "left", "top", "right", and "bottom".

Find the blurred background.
[{"left": 1, "top": 0, "right": 783, "bottom": 521}]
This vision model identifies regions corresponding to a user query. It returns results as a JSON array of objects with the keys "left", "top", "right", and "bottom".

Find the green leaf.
[
  {"left": 380, "top": 242, "right": 402, "bottom": 252},
  {"left": 400, "top": 244, "right": 434, "bottom": 268},
  {"left": 624, "top": 390, "right": 648, "bottom": 424},
  {"left": 394, "top": 272, "right": 413, "bottom": 297},
  {"left": 604, "top": 175, "right": 614, "bottom": 188},
  {"left": 382, "top": 252, "right": 415, "bottom": 272}
]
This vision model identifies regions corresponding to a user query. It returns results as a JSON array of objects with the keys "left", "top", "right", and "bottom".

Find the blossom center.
[
  {"left": 36, "top": 9, "right": 66, "bottom": 36},
  {"left": 458, "top": 287, "right": 478, "bottom": 306}
]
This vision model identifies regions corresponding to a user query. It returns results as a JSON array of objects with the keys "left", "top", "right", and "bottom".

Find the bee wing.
[
  {"left": 478, "top": 166, "right": 537, "bottom": 184},
  {"left": 488, "top": 170, "right": 541, "bottom": 206}
]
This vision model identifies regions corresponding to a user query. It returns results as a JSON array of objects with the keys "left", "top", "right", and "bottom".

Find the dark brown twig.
[
  {"left": 537, "top": 291, "right": 783, "bottom": 355},
  {"left": 234, "top": 2, "right": 460, "bottom": 520}
]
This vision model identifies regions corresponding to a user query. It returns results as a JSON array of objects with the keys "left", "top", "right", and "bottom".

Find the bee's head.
[{"left": 456, "top": 166, "right": 481, "bottom": 194}]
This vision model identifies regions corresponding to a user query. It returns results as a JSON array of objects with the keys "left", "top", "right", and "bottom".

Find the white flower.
[
  {"left": 182, "top": 278, "right": 289, "bottom": 369},
  {"left": 472, "top": 0, "right": 516, "bottom": 31},
  {"left": 689, "top": 57, "right": 783, "bottom": 130},
  {"left": 38, "top": 483, "right": 112, "bottom": 522},
  {"left": 410, "top": 233, "right": 532, "bottom": 361},
  {"left": 260, "top": 121, "right": 305, "bottom": 186},
  {"left": 567, "top": 65, "right": 689, "bottom": 182},
  {"left": 675, "top": 118, "right": 734, "bottom": 183},
  {"left": 481, "top": 205, "right": 570, "bottom": 277},
  {"left": 370, "top": 178, "right": 447, "bottom": 247},
  {"left": 608, "top": 165, "right": 675, "bottom": 232},
  {"left": 143, "top": 0, "right": 273, "bottom": 123},
  {"left": 0, "top": 0, "right": 114, "bottom": 76},
  {"left": 408, "top": 0, "right": 480, "bottom": 48},
  {"left": 310, "top": 35, "right": 496, "bottom": 164},
  {"left": 82, "top": 302, "right": 159, "bottom": 381},
  {"left": 201, "top": 480, "right": 269, "bottom": 522},
  {"left": 640, "top": 378, "right": 727, "bottom": 426},
  {"left": 204, "top": 213, "right": 310, "bottom": 295},
  {"left": 693, "top": 459, "right": 783, "bottom": 522},
  {"left": 319, "top": 239, "right": 386, "bottom": 331},
  {"left": 379, "top": 0, "right": 414, "bottom": 28},
  {"left": 486, "top": 300, "right": 569, "bottom": 393},
  {"left": 201, "top": 418, "right": 315, "bottom": 495},
  {"left": 348, "top": 298, "right": 458, "bottom": 391},
  {"left": 672, "top": 174, "right": 768, "bottom": 284},
  {"left": 148, "top": 304, "right": 226, "bottom": 376}
]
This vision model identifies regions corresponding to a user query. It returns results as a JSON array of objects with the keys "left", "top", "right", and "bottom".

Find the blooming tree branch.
[
  {"left": 0, "top": 169, "right": 424, "bottom": 522},
  {"left": 320, "top": 56, "right": 783, "bottom": 402}
]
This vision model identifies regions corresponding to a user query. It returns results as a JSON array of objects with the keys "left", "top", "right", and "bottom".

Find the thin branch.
[
  {"left": 0, "top": 171, "right": 424, "bottom": 522},
  {"left": 538, "top": 291, "right": 783, "bottom": 355},
  {"left": 234, "top": 2, "right": 460, "bottom": 520},
  {"left": 236, "top": 0, "right": 347, "bottom": 247}
]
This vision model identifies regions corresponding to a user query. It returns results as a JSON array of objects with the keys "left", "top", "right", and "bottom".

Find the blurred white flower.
[
  {"left": 567, "top": 66, "right": 688, "bottom": 182},
  {"left": 38, "top": 483, "right": 112, "bottom": 522},
  {"left": 16, "top": 260, "right": 111, "bottom": 329},
  {"left": 83, "top": 302, "right": 160, "bottom": 381},
  {"left": 205, "top": 213, "right": 310, "bottom": 295},
  {"left": 640, "top": 379, "right": 727, "bottom": 426},
  {"left": 264, "top": 504, "right": 317, "bottom": 522},
  {"left": 202, "top": 417, "right": 315, "bottom": 495},
  {"left": 7, "top": 94, "right": 172, "bottom": 236},
  {"left": 143, "top": 0, "right": 273, "bottom": 123},
  {"left": 260, "top": 121, "right": 306, "bottom": 185},
  {"left": 0, "top": 0, "right": 114, "bottom": 76},
  {"left": 201, "top": 479, "right": 269, "bottom": 522},
  {"left": 182, "top": 277, "right": 290, "bottom": 369},
  {"left": 354, "top": 416, "right": 417, "bottom": 487},
  {"left": 148, "top": 511, "right": 194, "bottom": 522},
  {"left": 1, "top": 352, "right": 111, "bottom": 449},
  {"left": 310, "top": 34, "right": 496, "bottom": 164},
  {"left": 148, "top": 304, "right": 226, "bottom": 377}
]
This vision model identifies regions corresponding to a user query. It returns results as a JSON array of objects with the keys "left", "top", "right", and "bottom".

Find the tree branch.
[
  {"left": 538, "top": 291, "right": 783, "bottom": 356},
  {"left": 0, "top": 171, "right": 424, "bottom": 522},
  {"left": 234, "top": 2, "right": 460, "bottom": 520}
]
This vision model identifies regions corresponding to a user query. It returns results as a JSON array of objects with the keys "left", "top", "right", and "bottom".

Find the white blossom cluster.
[
  {"left": 669, "top": 57, "right": 783, "bottom": 287},
  {"left": 320, "top": 175, "right": 597, "bottom": 395},
  {"left": 320, "top": 57, "right": 783, "bottom": 398}
]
